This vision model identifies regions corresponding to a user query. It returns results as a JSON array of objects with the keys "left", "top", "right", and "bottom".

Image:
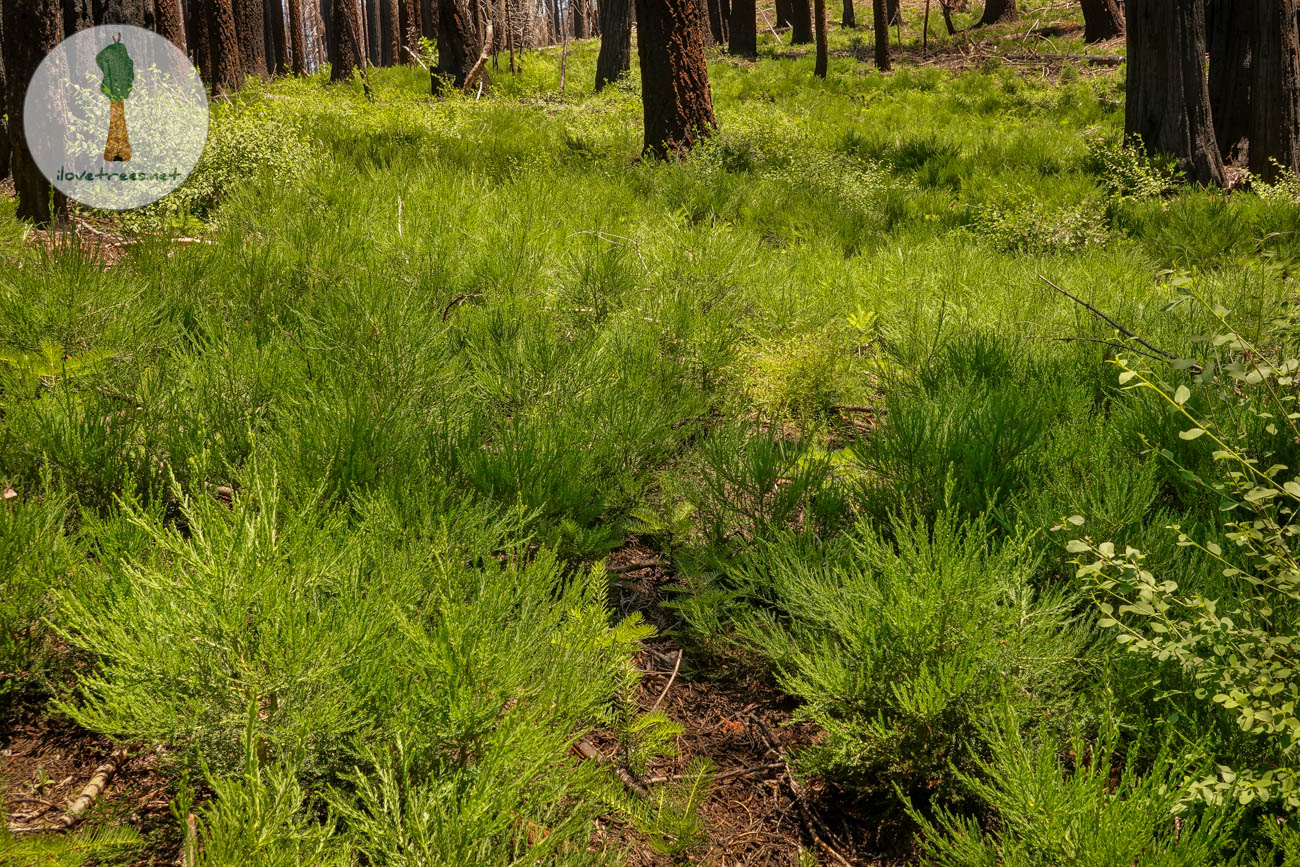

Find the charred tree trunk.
[
  {"left": 190, "top": 0, "right": 213, "bottom": 75},
  {"left": 234, "top": 0, "right": 268, "bottom": 75},
  {"left": 790, "top": 0, "right": 812, "bottom": 42},
  {"left": 330, "top": 0, "right": 364, "bottom": 79},
  {"left": 268, "top": 0, "right": 289, "bottom": 72},
  {"left": 636, "top": 0, "right": 715, "bottom": 157},
  {"left": 814, "top": 0, "right": 827, "bottom": 76},
  {"left": 1126, "top": 0, "right": 1225, "bottom": 186},
  {"left": 420, "top": 0, "right": 433, "bottom": 37},
  {"left": 872, "top": 0, "right": 889, "bottom": 69},
  {"left": 157, "top": 0, "right": 187, "bottom": 50},
  {"left": 595, "top": 0, "right": 633, "bottom": 88},
  {"left": 211, "top": 0, "right": 247, "bottom": 90},
  {"left": 841, "top": 0, "right": 854, "bottom": 27},
  {"left": 1208, "top": 0, "right": 1252, "bottom": 165},
  {"left": 398, "top": 0, "right": 418, "bottom": 58},
  {"left": 2, "top": 0, "right": 64, "bottom": 223},
  {"left": 706, "top": 0, "right": 725, "bottom": 42},
  {"left": 1079, "top": 0, "right": 1122, "bottom": 42},
  {"left": 0, "top": 18, "right": 8, "bottom": 180},
  {"left": 887, "top": 0, "right": 899, "bottom": 24},
  {"left": 1248, "top": 0, "right": 1300, "bottom": 180},
  {"left": 775, "top": 0, "right": 791, "bottom": 28},
  {"left": 574, "top": 0, "right": 589, "bottom": 37},
  {"left": 729, "top": 0, "right": 756, "bottom": 57},
  {"left": 978, "top": 0, "right": 1014, "bottom": 25},
  {"left": 434, "top": 0, "right": 475, "bottom": 87},
  {"left": 380, "top": 0, "right": 398, "bottom": 62},
  {"left": 364, "top": 0, "right": 380, "bottom": 63},
  {"left": 288, "top": 0, "right": 308, "bottom": 71}
]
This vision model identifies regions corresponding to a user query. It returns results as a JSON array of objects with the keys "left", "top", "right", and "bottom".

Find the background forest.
[{"left": 4, "top": 0, "right": 1300, "bottom": 865}]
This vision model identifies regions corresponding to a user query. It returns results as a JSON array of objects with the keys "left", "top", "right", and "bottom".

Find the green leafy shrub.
[
  {"left": 972, "top": 193, "right": 1109, "bottom": 253},
  {"left": 1072, "top": 289, "right": 1300, "bottom": 810},
  {"left": 718, "top": 508, "right": 1086, "bottom": 798},
  {"left": 741, "top": 326, "right": 856, "bottom": 422},
  {"left": 910, "top": 717, "right": 1240, "bottom": 866},
  {"left": 1085, "top": 136, "right": 1179, "bottom": 201}
]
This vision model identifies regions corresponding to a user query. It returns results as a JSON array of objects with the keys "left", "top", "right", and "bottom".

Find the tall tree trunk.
[
  {"left": 365, "top": 0, "right": 380, "bottom": 63},
  {"left": 235, "top": 0, "right": 269, "bottom": 75},
  {"left": 814, "top": 0, "right": 827, "bottom": 76},
  {"left": 287, "top": 0, "right": 307, "bottom": 71},
  {"left": 398, "top": 0, "right": 418, "bottom": 59},
  {"left": 380, "top": 0, "right": 398, "bottom": 62},
  {"left": 872, "top": 0, "right": 889, "bottom": 69},
  {"left": 636, "top": 0, "right": 715, "bottom": 157},
  {"left": 887, "top": 0, "right": 899, "bottom": 24},
  {"left": 1079, "top": 0, "right": 1122, "bottom": 42},
  {"left": 330, "top": 0, "right": 364, "bottom": 79},
  {"left": 190, "top": 0, "right": 213, "bottom": 76},
  {"left": 97, "top": 0, "right": 154, "bottom": 26},
  {"left": 1208, "top": 0, "right": 1252, "bottom": 165},
  {"left": 2, "top": 0, "right": 64, "bottom": 223},
  {"left": 790, "top": 0, "right": 812, "bottom": 42},
  {"left": 729, "top": 0, "right": 755, "bottom": 57},
  {"left": 211, "top": 0, "right": 247, "bottom": 90},
  {"left": 695, "top": 0, "right": 713, "bottom": 43},
  {"left": 157, "top": 0, "right": 187, "bottom": 50},
  {"left": 595, "top": 0, "right": 633, "bottom": 88},
  {"left": 420, "top": 0, "right": 433, "bottom": 37},
  {"left": 0, "top": 16, "right": 9, "bottom": 180},
  {"left": 1125, "top": 0, "right": 1226, "bottom": 186},
  {"left": 841, "top": 0, "right": 854, "bottom": 27},
  {"left": 574, "top": 0, "right": 589, "bottom": 37},
  {"left": 978, "top": 0, "right": 1014, "bottom": 25},
  {"left": 268, "top": 0, "right": 289, "bottom": 72},
  {"left": 775, "top": 0, "right": 791, "bottom": 28},
  {"left": 1248, "top": 0, "right": 1300, "bottom": 180},
  {"left": 434, "top": 0, "right": 475, "bottom": 87},
  {"left": 706, "top": 0, "right": 724, "bottom": 42}
]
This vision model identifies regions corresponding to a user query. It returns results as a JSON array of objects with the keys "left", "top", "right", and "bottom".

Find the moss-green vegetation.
[{"left": 6, "top": 11, "right": 1300, "bottom": 862}]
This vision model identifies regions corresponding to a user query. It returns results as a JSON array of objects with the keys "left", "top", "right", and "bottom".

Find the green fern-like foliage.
[
  {"left": 0, "top": 340, "right": 114, "bottom": 389},
  {"left": 0, "top": 821, "right": 140, "bottom": 866}
]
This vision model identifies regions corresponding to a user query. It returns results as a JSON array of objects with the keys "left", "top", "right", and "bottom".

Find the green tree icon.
[{"left": 97, "top": 38, "right": 135, "bottom": 162}]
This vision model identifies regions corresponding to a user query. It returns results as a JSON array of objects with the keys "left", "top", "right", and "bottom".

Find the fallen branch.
[
  {"left": 1005, "top": 52, "right": 1123, "bottom": 65},
  {"left": 8, "top": 747, "right": 128, "bottom": 834},
  {"left": 649, "top": 649, "right": 683, "bottom": 712},
  {"left": 440, "top": 292, "right": 484, "bottom": 321},
  {"left": 644, "top": 761, "right": 784, "bottom": 786},
  {"left": 1038, "top": 275, "right": 1179, "bottom": 362},
  {"left": 574, "top": 739, "right": 649, "bottom": 798},
  {"left": 606, "top": 559, "right": 661, "bottom": 574},
  {"left": 463, "top": 23, "right": 495, "bottom": 92},
  {"left": 749, "top": 716, "right": 852, "bottom": 867}
]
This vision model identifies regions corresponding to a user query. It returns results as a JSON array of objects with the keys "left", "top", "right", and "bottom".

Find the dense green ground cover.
[{"left": 7, "top": 12, "right": 1300, "bottom": 864}]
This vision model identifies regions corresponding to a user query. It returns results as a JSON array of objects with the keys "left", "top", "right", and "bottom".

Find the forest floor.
[{"left": 6, "top": 2, "right": 1300, "bottom": 865}]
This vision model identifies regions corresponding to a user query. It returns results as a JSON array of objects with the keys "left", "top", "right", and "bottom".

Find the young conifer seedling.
[{"left": 97, "top": 37, "right": 134, "bottom": 162}]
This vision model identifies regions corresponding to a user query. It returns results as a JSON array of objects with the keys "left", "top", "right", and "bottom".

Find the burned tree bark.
[
  {"left": 157, "top": 0, "right": 187, "bottom": 50},
  {"left": 330, "top": 0, "right": 364, "bottom": 80},
  {"left": 814, "top": 0, "right": 827, "bottom": 77},
  {"left": 267, "top": 0, "right": 289, "bottom": 72},
  {"left": 1079, "top": 0, "right": 1122, "bottom": 42},
  {"left": 288, "top": 0, "right": 308, "bottom": 72},
  {"left": 1208, "top": 0, "right": 1252, "bottom": 165},
  {"left": 1125, "top": 0, "right": 1225, "bottom": 186},
  {"left": 636, "top": 0, "right": 716, "bottom": 157},
  {"left": 776, "top": 0, "right": 792, "bottom": 28},
  {"left": 595, "top": 0, "right": 633, "bottom": 89},
  {"left": 978, "top": 0, "right": 1015, "bottom": 25},
  {"left": 210, "top": 0, "right": 247, "bottom": 91},
  {"left": 872, "top": 0, "right": 889, "bottom": 70},
  {"left": 434, "top": 0, "right": 475, "bottom": 88},
  {"left": 235, "top": 0, "right": 269, "bottom": 75},
  {"left": 2, "top": 0, "right": 64, "bottom": 223},
  {"left": 842, "top": 0, "right": 854, "bottom": 27},
  {"left": 790, "top": 0, "right": 812, "bottom": 42},
  {"left": 1248, "top": 0, "right": 1300, "bottom": 180},
  {"left": 729, "top": 0, "right": 756, "bottom": 57}
]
